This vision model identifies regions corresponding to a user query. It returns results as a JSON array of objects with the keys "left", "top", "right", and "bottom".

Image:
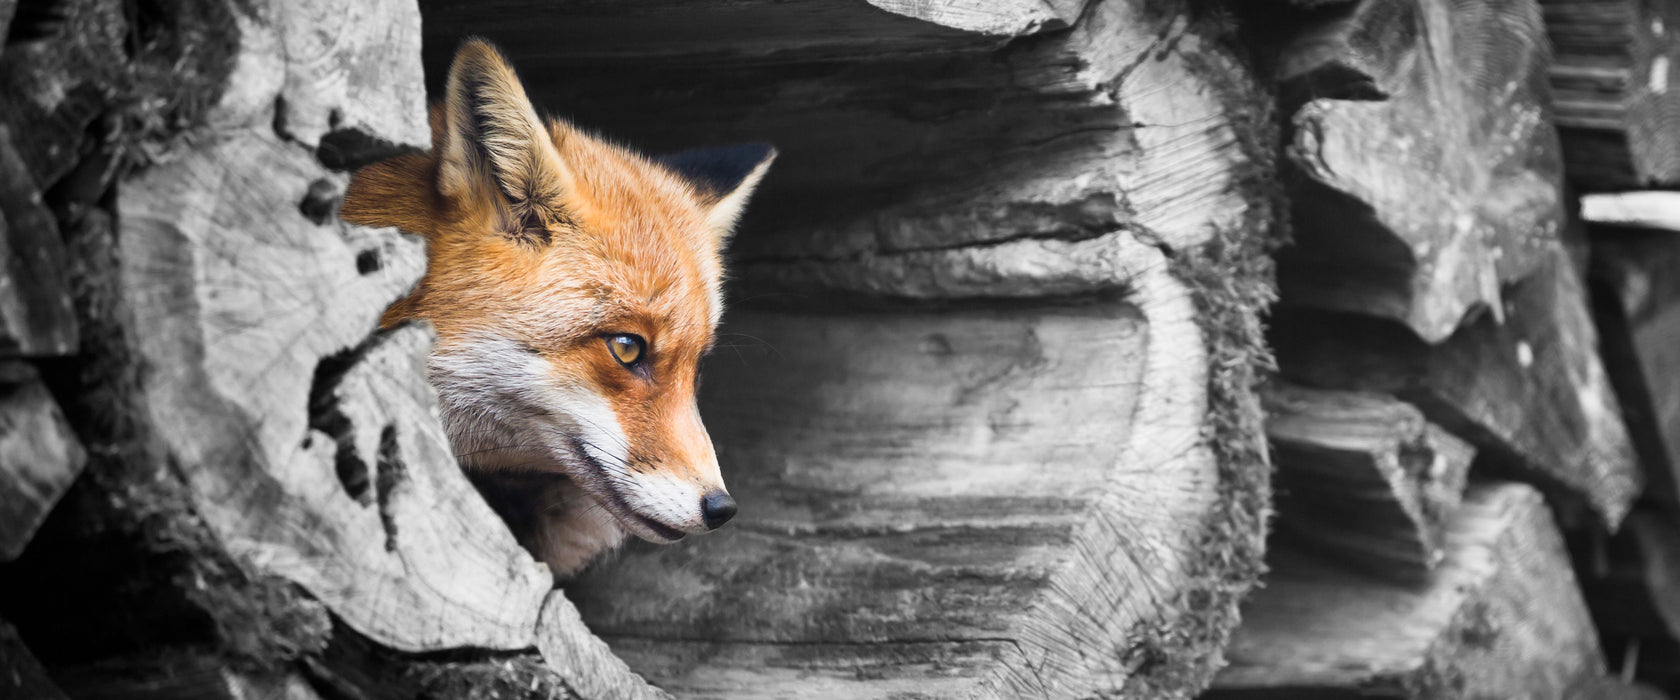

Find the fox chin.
[{"left": 340, "top": 37, "right": 773, "bottom": 578}]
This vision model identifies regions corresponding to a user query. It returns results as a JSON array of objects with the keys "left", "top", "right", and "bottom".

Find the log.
[
  {"left": 1209, "top": 483, "right": 1606, "bottom": 699},
  {"left": 438, "top": 1, "right": 1281, "bottom": 694},
  {"left": 1541, "top": 0, "right": 1680, "bottom": 189},
  {"left": 1590, "top": 222, "right": 1680, "bottom": 507},
  {"left": 1273, "top": 248, "right": 1639, "bottom": 527},
  {"left": 420, "top": 0, "right": 1263, "bottom": 271},
  {"left": 1261, "top": 382, "right": 1474, "bottom": 582},
  {"left": 0, "top": 0, "right": 662, "bottom": 697},
  {"left": 1271, "top": 0, "right": 1566, "bottom": 342},
  {"left": 0, "top": 360, "right": 85, "bottom": 561},
  {"left": 0, "top": 124, "right": 78, "bottom": 357}
]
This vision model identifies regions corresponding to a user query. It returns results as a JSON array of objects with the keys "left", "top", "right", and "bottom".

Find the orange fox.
[{"left": 340, "top": 39, "right": 772, "bottom": 577}]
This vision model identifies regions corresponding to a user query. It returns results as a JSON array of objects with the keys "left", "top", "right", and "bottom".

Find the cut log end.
[
  {"left": 1262, "top": 382, "right": 1474, "bottom": 581},
  {"left": 1212, "top": 482, "right": 1607, "bottom": 699}
]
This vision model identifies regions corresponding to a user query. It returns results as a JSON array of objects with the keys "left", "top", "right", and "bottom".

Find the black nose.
[{"left": 701, "top": 491, "right": 737, "bottom": 530}]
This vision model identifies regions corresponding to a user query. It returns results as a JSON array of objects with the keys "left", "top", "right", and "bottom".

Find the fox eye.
[{"left": 606, "top": 334, "right": 645, "bottom": 367}]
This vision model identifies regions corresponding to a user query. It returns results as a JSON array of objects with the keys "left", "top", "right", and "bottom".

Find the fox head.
[{"left": 341, "top": 39, "right": 772, "bottom": 552}]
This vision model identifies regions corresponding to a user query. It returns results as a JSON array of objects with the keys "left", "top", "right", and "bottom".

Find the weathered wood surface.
[
  {"left": 1274, "top": 249, "right": 1639, "bottom": 527},
  {"left": 0, "top": 361, "right": 85, "bottom": 561},
  {"left": 1590, "top": 222, "right": 1680, "bottom": 507},
  {"left": 1541, "top": 0, "right": 1680, "bottom": 189},
  {"left": 426, "top": 0, "right": 1089, "bottom": 63},
  {"left": 1272, "top": 0, "right": 1566, "bottom": 342},
  {"left": 1262, "top": 382, "right": 1473, "bottom": 582},
  {"left": 574, "top": 276, "right": 1240, "bottom": 697},
  {"left": 1209, "top": 483, "right": 1605, "bottom": 699},
  {"left": 0, "top": 619, "right": 68, "bottom": 700},
  {"left": 109, "top": 0, "right": 560, "bottom": 653},
  {"left": 0, "top": 125, "right": 78, "bottom": 357},
  {"left": 421, "top": 0, "right": 1261, "bottom": 271}
]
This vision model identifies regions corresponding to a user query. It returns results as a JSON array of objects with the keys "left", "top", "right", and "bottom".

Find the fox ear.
[
  {"left": 438, "top": 38, "right": 570, "bottom": 243},
  {"left": 656, "top": 143, "right": 776, "bottom": 244}
]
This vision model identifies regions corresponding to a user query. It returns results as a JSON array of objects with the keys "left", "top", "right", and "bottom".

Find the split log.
[
  {"left": 0, "top": 125, "right": 78, "bottom": 357},
  {"left": 1271, "top": 0, "right": 1566, "bottom": 342},
  {"left": 1541, "top": 0, "right": 1680, "bottom": 189},
  {"left": 1590, "top": 221, "right": 1680, "bottom": 507},
  {"left": 0, "top": 361, "right": 85, "bottom": 561},
  {"left": 445, "top": 1, "right": 1281, "bottom": 694},
  {"left": 112, "top": 0, "right": 554, "bottom": 651},
  {"left": 421, "top": 0, "right": 1261, "bottom": 270},
  {"left": 1273, "top": 248, "right": 1639, "bottom": 527},
  {"left": 425, "top": 0, "right": 1090, "bottom": 62},
  {"left": 0, "top": 0, "right": 661, "bottom": 696},
  {"left": 1209, "top": 483, "right": 1606, "bottom": 699},
  {"left": 1261, "top": 382, "right": 1474, "bottom": 582}
]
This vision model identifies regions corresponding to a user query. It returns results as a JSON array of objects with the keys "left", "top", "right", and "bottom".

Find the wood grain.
[
  {"left": 0, "top": 124, "right": 78, "bottom": 357},
  {"left": 1275, "top": 248, "right": 1639, "bottom": 527},
  {"left": 0, "top": 361, "right": 85, "bottom": 561},
  {"left": 1274, "top": 0, "right": 1565, "bottom": 341},
  {"left": 1262, "top": 382, "right": 1474, "bottom": 581},
  {"left": 419, "top": 0, "right": 1262, "bottom": 272},
  {"left": 1211, "top": 483, "right": 1606, "bottom": 699},
  {"left": 571, "top": 253, "right": 1238, "bottom": 697},
  {"left": 1541, "top": 0, "right": 1680, "bottom": 189}
]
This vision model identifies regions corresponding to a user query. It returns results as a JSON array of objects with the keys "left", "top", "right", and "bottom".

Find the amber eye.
[{"left": 606, "top": 334, "right": 645, "bottom": 367}]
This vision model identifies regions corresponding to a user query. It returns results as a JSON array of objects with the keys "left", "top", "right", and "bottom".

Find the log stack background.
[{"left": 1, "top": 0, "right": 1679, "bottom": 698}]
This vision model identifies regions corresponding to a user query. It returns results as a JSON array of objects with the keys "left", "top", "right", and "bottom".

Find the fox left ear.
[
  {"left": 655, "top": 143, "right": 777, "bottom": 244},
  {"left": 438, "top": 38, "right": 572, "bottom": 244}
]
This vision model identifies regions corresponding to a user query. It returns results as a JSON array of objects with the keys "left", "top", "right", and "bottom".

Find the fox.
[{"left": 339, "top": 39, "right": 773, "bottom": 578}]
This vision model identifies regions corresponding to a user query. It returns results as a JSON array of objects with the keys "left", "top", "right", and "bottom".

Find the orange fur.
[{"left": 341, "top": 39, "right": 772, "bottom": 577}]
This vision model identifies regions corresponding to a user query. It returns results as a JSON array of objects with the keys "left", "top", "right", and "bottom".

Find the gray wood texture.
[
  {"left": 1273, "top": 0, "right": 1566, "bottom": 342},
  {"left": 1274, "top": 248, "right": 1639, "bottom": 528},
  {"left": 1210, "top": 483, "right": 1606, "bottom": 699},
  {"left": 1262, "top": 382, "right": 1473, "bottom": 582},
  {"left": 420, "top": 0, "right": 1264, "bottom": 278},
  {"left": 0, "top": 125, "right": 78, "bottom": 357},
  {"left": 76, "top": 1, "right": 669, "bottom": 695},
  {"left": 573, "top": 280, "right": 1230, "bottom": 697},
  {"left": 1541, "top": 0, "right": 1680, "bottom": 189},
  {"left": 0, "top": 361, "right": 85, "bottom": 561}
]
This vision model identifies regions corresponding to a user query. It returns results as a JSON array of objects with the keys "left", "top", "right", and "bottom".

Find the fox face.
[{"left": 340, "top": 39, "right": 772, "bottom": 577}]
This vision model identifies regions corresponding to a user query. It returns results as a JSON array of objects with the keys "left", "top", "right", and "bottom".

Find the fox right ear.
[{"left": 438, "top": 39, "right": 571, "bottom": 243}]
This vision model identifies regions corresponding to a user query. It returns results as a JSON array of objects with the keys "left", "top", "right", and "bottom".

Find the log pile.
[
  {"left": 4, "top": 0, "right": 1680, "bottom": 698},
  {"left": 1208, "top": 0, "right": 1680, "bottom": 697}
]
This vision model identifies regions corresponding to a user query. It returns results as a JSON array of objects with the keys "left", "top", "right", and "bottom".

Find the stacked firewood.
[
  {"left": 3, "top": 0, "right": 1680, "bottom": 699},
  {"left": 1210, "top": 0, "right": 1680, "bottom": 697}
]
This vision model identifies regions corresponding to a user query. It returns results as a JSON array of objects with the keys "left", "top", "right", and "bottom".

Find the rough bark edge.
[{"left": 1106, "top": 13, "right": 1282, "bottom": 696}]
